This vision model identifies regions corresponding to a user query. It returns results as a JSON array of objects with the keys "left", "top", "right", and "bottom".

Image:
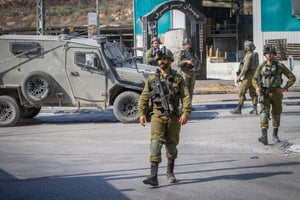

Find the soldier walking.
[
  {"left": 252, "top": 44, "right": 296, "bottom": 145},
  {"left": 138, "top": 47, "right": 192, "bottom": 186},
  {"left": 176, "top": 38, "right": 200, "bottom": 100},
  {"left": 231, "top": 40, "right": 259, "bottom": 114}
]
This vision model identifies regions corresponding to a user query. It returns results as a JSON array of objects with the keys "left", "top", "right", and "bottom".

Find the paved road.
[{"left": 0, "top": 94, "right": 300, "bottom": 200}]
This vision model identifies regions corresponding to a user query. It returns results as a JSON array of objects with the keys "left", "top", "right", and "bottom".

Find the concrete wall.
[
  {"left": 207, "top": 60, "right": 300, "bottom": 88},
  {"left": 206, "top": 61, "right": 237, "bottom": 81}
]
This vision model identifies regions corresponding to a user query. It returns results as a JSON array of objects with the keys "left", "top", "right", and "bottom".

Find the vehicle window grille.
[
  {"left": 9, "top": 42, "right": 41, "bottom": 55},
  {"left": 74, "top": 51, "right": 102, "bottom": 70}
]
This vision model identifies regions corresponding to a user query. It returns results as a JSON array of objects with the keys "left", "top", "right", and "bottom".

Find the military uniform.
[
  {"left": 138, "top": 69, "right": 192, "bottom": 163},
  {"left": 253, "top": 61, "right": 296, "bottom": 128},
  {"left": 231, "top": 40, "right": 259, "bottom": 114},
  {"left": 146, "top": 47, "right": 159, "bottom": 66},
  {"left": 176, "top": 47, "right": 200, "bottom": 99},
  {"left": 146, "top": 37, "right": 161, "bottom": 66},
  {"left": 252, "top": 45, "right": 296, "bottom": 145},
  {"left": 138, "top": 47, "right": 191, "bottom": 186}
]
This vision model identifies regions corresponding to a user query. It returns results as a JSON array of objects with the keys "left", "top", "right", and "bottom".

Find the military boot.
[
  {"left": 272, "top": 128, "right": 281, "bottom": 143},
  {"left": 249, "top": 105, "right": 258, "bottom": 114},
  {"left": 143, "top": 162, "right": 159, "bottom": 186},
  {"left": 166, "top": 159, "right": 176, "bottom": 183},
  {"left": 258, "top": 128, "right": 268, "bottom": 145},
  {"left": 230, "top": 104, "right": 242, "bottom": 114}
]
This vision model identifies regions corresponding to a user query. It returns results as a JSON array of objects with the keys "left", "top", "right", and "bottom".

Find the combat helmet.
[
  {"left": 182, "top": 38, "right": 192, "bottom": 45},
  {"left": 263, "top": 44, "right": 277, "bottom": 55},
  {"left": 244, "top": 40, "right": 256, "bottom": 51},
  {"left": 151, "top": 37, "right": 161, "bottom": 44},
  {"left": 155, "top": 46, "right": 174, "bottom": 61}
]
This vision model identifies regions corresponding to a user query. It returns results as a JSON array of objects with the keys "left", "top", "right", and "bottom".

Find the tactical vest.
[
  {"left": 180, "top": 50, "right": 199, "bottom": 73},
  {"left": 181, "top": 50, "right": 193, "bottom": 59},
  {"left": 260, "top": 62, "right": 282, "bottom": 88},
  {"left": 251, "top": 52, "right": 259, "bottom": 70},
  {"left": 149, "top": 70, "right": 179, "bottom": 114}
]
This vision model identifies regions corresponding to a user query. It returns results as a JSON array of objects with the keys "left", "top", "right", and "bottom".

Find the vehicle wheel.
[
  {"left": 113, "top": 91, "right": 140, "bottom": 123},
  {"left": 21, "top": 71, "right": 56, "bottom": 103},
  {"left": 0, "top": 95, "right": 20, "bottom": 127},
  {"left": 21, "top": 106, "right": 42, "bottom": 119}
]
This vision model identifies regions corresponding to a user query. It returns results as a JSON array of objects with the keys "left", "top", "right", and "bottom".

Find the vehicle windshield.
[{"left": 103, "top": 42, "right": 131, "bottom": 65}]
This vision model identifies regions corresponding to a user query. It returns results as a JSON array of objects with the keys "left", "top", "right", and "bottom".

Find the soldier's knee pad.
[
  {"left": 260, "top": 113, "right": 269, "bottom": 124},
  {"left": 150, "top": 140, "right": 162, "bottom": 156},
  {"left": 166, "top": 143, "right": 177, "bottom": 155}
]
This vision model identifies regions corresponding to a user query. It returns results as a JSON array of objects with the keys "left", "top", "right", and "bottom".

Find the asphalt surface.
[{"left": 0, "top": 80, "right": 300, "bottom": 200}]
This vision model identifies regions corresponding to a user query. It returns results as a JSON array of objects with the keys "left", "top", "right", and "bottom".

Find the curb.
[
  {"left": 194, "top": 90, "right": 238, "bottom": 95},
  {"left": 193, "top": 86, "right": 300, "bottom": 95}
]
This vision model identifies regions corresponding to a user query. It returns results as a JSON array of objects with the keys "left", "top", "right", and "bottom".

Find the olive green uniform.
[
  {"left": 138, "top": 69, "right": 192, "bottom": 163},
  {"left": 237, "top": 51, "right": 259, "bottom": 106},
  {"left": 176, "top": 49, "right": 200, "bottom": 98},
  {"left": 146, "top": 47, "right": 159, "bottom": 66},
  {"left": 252, "top": 61, "right": 296, "bottom": 128}
]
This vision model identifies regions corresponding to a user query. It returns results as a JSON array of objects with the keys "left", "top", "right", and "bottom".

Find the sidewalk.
[
  {"left": 193, "top": 79, "right": 300, "bottom": 104},
  {"left": 192, "top": 78, "right": 300, "bottom": 104},
  {"left": 194, "top": 79, "right": 300, "bottom": 95},
  {"left": 194, "top": 79, "right": 238, "bottom": 95}
]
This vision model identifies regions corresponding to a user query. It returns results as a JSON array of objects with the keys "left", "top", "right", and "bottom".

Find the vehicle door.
[{"left": 65, "top": 46, "right": 107, "bottom": 102}]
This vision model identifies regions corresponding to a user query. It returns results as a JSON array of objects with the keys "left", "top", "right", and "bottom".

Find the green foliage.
[
  {"left": 0, "top": 0, "right": 133, "bottom": 28},
  {"left": 108, "top": 16, "right": 115, "bottom": 22},
  {"left": 7, "top": 12, "right": 19, "bottom": 17},
  {"left": 100, "top": 4, "right": 111, "bottom": 15}
]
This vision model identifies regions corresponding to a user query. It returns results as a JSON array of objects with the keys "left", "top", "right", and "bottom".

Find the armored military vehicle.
[{"left": 0, "top": 34, "right": 156, "bottom": 126}]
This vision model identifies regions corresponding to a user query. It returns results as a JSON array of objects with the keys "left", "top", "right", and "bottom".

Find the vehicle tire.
[
  {"left": 21, "top": 106, "right": 42, "bottom": 119},
  {"left": 0, "top": 95, "right": 20, "bottom": 127},
  {"left": 113, "top": 91, "right": 140, "bottom": 123},
  {"left": 21, "top": 71, "right": 56, "bottom": 103}
]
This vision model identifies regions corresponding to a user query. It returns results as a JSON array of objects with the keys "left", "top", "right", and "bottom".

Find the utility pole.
[
  {"left": 96, "top": 0, "right": 100, "bottom": 37},
  {"left": 36, "top": 0, "right": 45, "bottom": 35}
]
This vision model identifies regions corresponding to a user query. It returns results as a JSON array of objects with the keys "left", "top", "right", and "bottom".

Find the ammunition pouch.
[{"left": 148, "top": 70, "right": 176, "bottom": 119}]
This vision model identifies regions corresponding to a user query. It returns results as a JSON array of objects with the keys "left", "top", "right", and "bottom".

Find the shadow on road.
[
  {"left": 0, "top": 169, "right": 130, "bottom": 200},
  {"left": 1, "top": 160, "right": 299, "bottom": 198},
  {"left": 16, "top": 107, "right": 226, "bottom": 126}
]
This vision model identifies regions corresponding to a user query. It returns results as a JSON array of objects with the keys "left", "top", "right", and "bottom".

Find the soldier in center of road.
[{"left": 138, "top": 46, "right": 192, "bottom": 187}]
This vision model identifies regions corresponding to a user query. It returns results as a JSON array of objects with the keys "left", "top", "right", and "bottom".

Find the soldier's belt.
[{"left": 263, "top": 87, "right": 280, "bottom": 93}]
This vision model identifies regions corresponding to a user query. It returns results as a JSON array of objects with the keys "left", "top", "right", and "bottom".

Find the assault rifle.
[
  {"left": 147, "top": 69, "right": 174, "bottom": 119},
  {"left": 236, "top": 58, "right": 244, "bottom": 80},
  {"left": 181, "top": 50, "right": 199, "bottom": 72},
  {"left": 151, "top": 46, "right": 166, "bottom": 57},
  {"left": 257, "top": 72, "right": 264, "bottom": 103},
  {"left": 234, "top": 60, "right": 244, "bottom": 86}
]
